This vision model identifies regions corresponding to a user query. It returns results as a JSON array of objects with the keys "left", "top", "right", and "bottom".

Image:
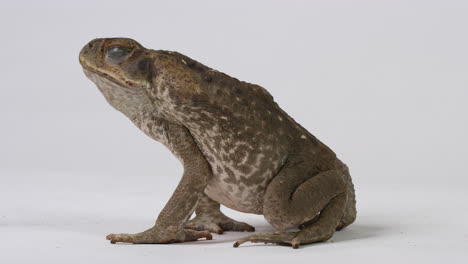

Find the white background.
[{"left": 1, "top": 0, "right": 467, "bottom": 263}]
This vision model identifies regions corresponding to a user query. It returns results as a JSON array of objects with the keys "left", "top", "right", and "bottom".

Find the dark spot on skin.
[
  {"left": 137, "top": 58, "right": 152, "bottom": 75},
  {"left": 216, "top": 165, "right": 224, "bottom": 175},
  {"left": 186, "top": 59, "right": 196, "bottom": 68},
  {"left": 256, "top": 185, "right": 264, "bottom": 193},
  {"left": 147, "top": 122, "right": 153, "bottom": 131},
  {"left": 203, "top": 73, "right": 213, "bottom": 82},
  {"left": 224, "top": 167, "right": 237, "bottom": 184},
  {"left": 237, "top": 164, "right": 252, "bottom": 174},
  {"left": 246, "top": 150, "right": 258, "bottom": 165},
  {"left": 233, "top": 86, "right": 243, "bottom": 96}
]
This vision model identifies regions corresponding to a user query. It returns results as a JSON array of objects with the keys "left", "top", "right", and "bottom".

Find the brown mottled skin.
[{"left": 79, "top": 38, "right": 356, "bottom": 248}]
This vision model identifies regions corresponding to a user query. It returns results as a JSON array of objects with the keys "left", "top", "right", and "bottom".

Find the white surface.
[
  {"left": 2, "top": 172, "right": 467, "bottom": 263},
  {"left": 1, "top": 0, "right": 467, "bottom": 263}
]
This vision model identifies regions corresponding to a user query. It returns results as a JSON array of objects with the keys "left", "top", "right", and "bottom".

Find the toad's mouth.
[{"left": 81, "top": 66, "right": 140, "bottom": 92}]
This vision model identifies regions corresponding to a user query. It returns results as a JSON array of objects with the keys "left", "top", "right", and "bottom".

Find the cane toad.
[{"left": 79, "top": 38, "right": 356, "bottom": 248}]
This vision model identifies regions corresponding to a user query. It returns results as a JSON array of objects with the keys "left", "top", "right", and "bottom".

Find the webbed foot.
[{"left": 233, "top": 228, "right": 334, "bottom": 249}]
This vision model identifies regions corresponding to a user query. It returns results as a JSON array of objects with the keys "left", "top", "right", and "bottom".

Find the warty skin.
[{"left": 79, "top": 38, "right": 356, "bottom": 248}]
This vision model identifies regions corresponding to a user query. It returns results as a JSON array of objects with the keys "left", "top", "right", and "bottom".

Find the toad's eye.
[{"left": 106, "top": 46, "right": 131, "bottom": 58}]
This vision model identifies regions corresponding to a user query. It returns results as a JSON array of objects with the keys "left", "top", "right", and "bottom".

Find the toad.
[{"left": 79, "top": 38, "right": 356, "bottom": 248}]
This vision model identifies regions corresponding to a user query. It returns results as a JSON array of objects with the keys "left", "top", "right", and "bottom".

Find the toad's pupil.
[{"left": 107, "top": 46, "right": 130, "bottom": 58}]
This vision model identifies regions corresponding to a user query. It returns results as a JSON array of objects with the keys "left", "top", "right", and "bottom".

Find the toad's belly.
[
  {"left": 190, "top": 124, "right": 288, "bottom": 214},
  {"left": 204, "top": 176, "right": 268, "bottom": 215},
  {"left": 203, "top": 154, "right": 284, "bottom": 215}
]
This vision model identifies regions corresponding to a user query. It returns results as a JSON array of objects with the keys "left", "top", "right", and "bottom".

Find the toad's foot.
[
  {"left": 233, "top": 232, "right": 297, "bottom": 248},
  {"left": 233, "top": 228, "right": 334, "bottom": 249},
  {"left": 106, "top": 227, "right": 212, "bottom": 244},
  {"left": 185, "top": 215, "right": 255, "bottom": 235}
]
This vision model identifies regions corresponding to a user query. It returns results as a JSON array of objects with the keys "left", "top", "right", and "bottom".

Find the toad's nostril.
[{"left": 88, "top": 42, "right": 94, "bottom": 49}]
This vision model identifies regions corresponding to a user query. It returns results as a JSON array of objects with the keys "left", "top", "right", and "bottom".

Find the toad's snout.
[{"left": 79, "top": 39, "right": 104, "bottom": 66}]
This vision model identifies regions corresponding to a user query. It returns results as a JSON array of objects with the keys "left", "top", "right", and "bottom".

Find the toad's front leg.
[
  {"left": 106, "top": 170, "right": 212, "bottom": 244},
  {"left": 107, "top": 123, "right": 212, "bottom": 244},
  {"left": 106, "top": 228, "right": 212, "bottom": 244}
]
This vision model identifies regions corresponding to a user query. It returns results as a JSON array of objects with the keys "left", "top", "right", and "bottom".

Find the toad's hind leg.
[
  {"left": 233, "top": 194, "right": 346, "bottom": 248},
  {"left": 234, "top": 162, "right": 355, "bottom": 248}
]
